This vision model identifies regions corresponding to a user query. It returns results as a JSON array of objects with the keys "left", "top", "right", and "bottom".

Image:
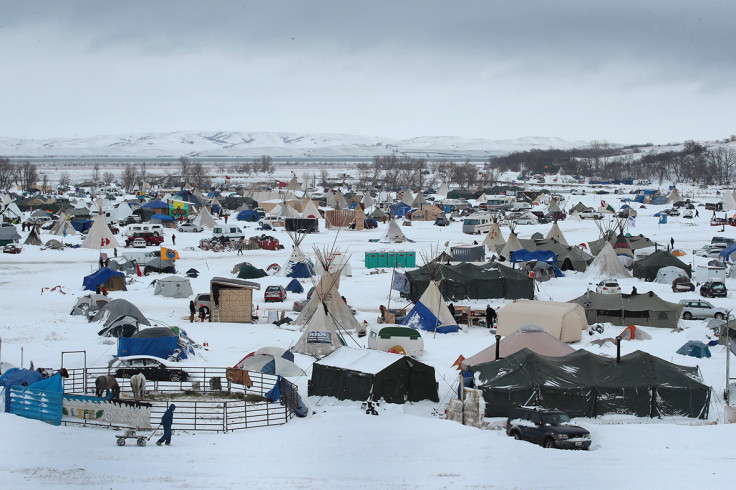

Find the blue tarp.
[
  {"left": 719, "top": 244, "right": 736, "bottom": 262},
  {"left": 118, "top": 336, "right": 180, "bottom": 359},
  {"left": 510, "top": 249, "right": 558, "bottom": 263},
  {"left": 237, "top": 210, "right": 259, "bottom": 221},
  {"left": 8, "top": 373, "right": 63, "bottom": 425},
  {"left": 70, "top": 219, "right": 92, "bottom": 232},
  {"left": 390, "top": 203, "right": 411, "bottom": 217},
  {"left": 285, "top": 260, "right": 314, "bottom": 278},
  {"left": 401, "top": 300, "right": 459, "bottom": 334},
  {"left": 151, "top": 214, "right": 174, "bottom": 221},
  {"left": 1, "top": 368, "right": 44, "bottom": 413},
  {"left": 141, "top": 200, "right": 169, "bottom": 209},
  {"left": 174, "top": 190, "right": 203, "bottom": 206},
  {"left": 285, "top": 278, "right": 304, "bottom": 293},
  {"left": 82, "top": 267, "right": 126, "bottom": 291}
]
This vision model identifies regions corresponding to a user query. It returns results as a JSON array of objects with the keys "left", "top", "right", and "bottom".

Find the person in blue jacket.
[{"left": 156, "top": 404, "right": 176, "bottom": 446}]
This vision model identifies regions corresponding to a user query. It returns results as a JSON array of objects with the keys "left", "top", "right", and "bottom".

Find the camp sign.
[
  {"left": 62, "top": 394, "right": 151, "bottom": 428},
  {"left": 169, "top": 201, "right": 189, "bottom": 219},
  {"left": 307, "top": 331, "right": 332, "bottom": 344}
]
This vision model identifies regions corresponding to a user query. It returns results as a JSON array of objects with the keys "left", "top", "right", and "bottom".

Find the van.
[
  {"left": 212, "top": 225, "right": 245, "bottom": 241},
  {"left": 462, "top": 215, "right": 493, "bottom": 235},
  {"left": 123, "top": 223, "right": 164, "bottom": 237}
]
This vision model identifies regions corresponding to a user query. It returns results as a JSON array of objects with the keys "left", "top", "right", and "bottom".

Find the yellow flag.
[{"left": 161, "top": 247, "right": 180, "bottom": 260}]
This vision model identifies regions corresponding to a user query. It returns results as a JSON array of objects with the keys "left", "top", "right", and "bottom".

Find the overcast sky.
[{"left": 1, "top": 1, "right": 734, "bottom": 145}]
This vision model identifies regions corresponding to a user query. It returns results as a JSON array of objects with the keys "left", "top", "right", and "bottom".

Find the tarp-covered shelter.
[
  {"left": 462, "top": 324, "right": 574, "bottom": 368},
  {"left": 153, "top": 276, "right": 193, "bottom": 298},
  {"left": 401, "top": 280, "right": 459, "bottom": 333},
  {"left": 404, "top": 262, "right": 534, "bottom": 303},
  {"left": 118, "top": 326, "right": 188, "bottom": 360},
  {"left": 633, "top": 250, "right": 691, "bottom": 281},
  {"left": 0, "top": 226, "right": 21, "bottom": 245},
  {"left": 470, "top": 348, "right": 710, "bottom": 419},
  {"left": 82, "top": 267, "right": 126, "bottom": 291},
  {"left": 568, "top": 291, "right": 683, "bottom": 328},
  {"left": 236, "top": 263, "right": 268, "bottom": 279},
  {"left": 309, "top": 347, "right": 438, "bottom": 403},
  {"left": 143, "top": 258, "right": 176, "bottom": 275},
  {"left": 496, "top": 301, "right": 588, "bottom": 342}
]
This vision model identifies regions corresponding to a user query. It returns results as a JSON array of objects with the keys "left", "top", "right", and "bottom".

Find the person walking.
[
  {"left": 486, "top": 304, "right": 496, "bottom": 328},
  {"left": 199, "top": 304, "right": 207, "bottom": 322},
  {"left": 172, "top": 234, "right": 176, "bottom": 245},
  {"left": 236, "top": 238, "right": 244, "bottom": 255},
  {"left": 156, "top": 404, "right": 176, "bottom": 446},
  {"left": 189, "top": 300, "right": 196, "bottom": 323}
]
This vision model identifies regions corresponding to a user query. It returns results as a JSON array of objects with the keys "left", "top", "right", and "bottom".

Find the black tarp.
[
  {"left": 470, "top": 348, "right": 710, "bottom": 419},
  {"left": 404, "top": 262, "right": 533, "bottom": 303},
  {"left": 308, "top": 347, "right": 439, "bottom": 404}
]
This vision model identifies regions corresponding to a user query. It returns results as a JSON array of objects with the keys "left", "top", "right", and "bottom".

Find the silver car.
[{"left": 679, "top": 299, "right": 728, "bottom": 320}]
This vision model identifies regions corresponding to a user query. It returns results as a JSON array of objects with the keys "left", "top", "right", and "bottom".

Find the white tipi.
[
  {"left": 292, "top": 302, "right": 346, "bottom": 357},
  {"left": 82, "top": 216, "right": 120, "bottom": 250},
  {"left": 586, "top": 242, "right": 631, "bottom": 278},
  {"left": 545, "top": 222, "right": 569, "bottom": 246},
  {"left": 381, "top": 219, "right": 408, "bottom": 243}
]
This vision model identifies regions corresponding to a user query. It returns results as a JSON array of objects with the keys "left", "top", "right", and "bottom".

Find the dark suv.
[
  {"left": 700, "top": 280, "right": 727, "bottom": 298},
  {"left": 506, "top": 406, "right": 591, "bottom": 450}
]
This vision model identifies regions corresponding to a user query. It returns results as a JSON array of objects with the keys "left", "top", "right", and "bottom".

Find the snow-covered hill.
[{"left": 0, "top": 131, "right": 590, "bottom": 159}]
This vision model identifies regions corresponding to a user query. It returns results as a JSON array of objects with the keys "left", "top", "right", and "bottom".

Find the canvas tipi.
[
  {"left": 82, "top": 216, "right": 120, "bottom": 250},
  {"left": 381, "top": 219, "right": 408, "bottom": 243},
  {"left": 192, "top": 206, "right": 217, "bottom": 229},
  {"left": 586, "top": 242, "right": 631, "bottom": 278},
  {"left": 401, "top": 280, "right": 459, "bottom": 333},
  {"left": 283, "top": 231, "right": 314, "bottom": 278},
  {"left": 50, "top": 212, "right": 77, "bottom": 237},
  {"left": 545, "top": 222, "right": 569, "bottom": 246},
  {"left": 483, "top": 220, "right": 506, "bottom": 251},
  {"left": 499, "top": 230, "right": 523, "bottom": 261},
  {"left": 292, "top": 301, "right": 347, "bottom": 357}
]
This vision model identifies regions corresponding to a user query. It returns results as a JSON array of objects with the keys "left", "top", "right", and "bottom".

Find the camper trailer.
[
  {"left": 485, "top": 195, "right": 517, "bottom": 211},
  {"left": 367, "top": 326, "right": 424, "bottom": 357},
  {"left": 462, "top": 214, "right": 494, "bottom": 235},
  {"left": 123, "top": 223, "right": 164, "bottom": 237}
]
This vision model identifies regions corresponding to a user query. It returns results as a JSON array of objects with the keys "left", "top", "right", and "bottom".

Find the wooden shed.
[{"left": 209, "top": 277, "right": 261, "bottom": 323}]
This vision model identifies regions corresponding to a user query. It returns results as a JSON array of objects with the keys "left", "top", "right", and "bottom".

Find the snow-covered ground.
[{"left": 2, "top": 181, "right": 736, "bottom": 489}]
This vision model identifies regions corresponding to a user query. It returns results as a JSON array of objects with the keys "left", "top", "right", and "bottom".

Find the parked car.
[
  {"left": 579, "top": 210, "right": 602, "bottom": 220},
  {"left": 506, "top": 406, "right": 591, "bottom": 450},
  {"left": 125, "top": 232, "right": 165, "bottom": 247},
  {"left": 679, "top": 299, "right": 728, "bottom": 320},
  {"left": 264, "top": 285, "right": 287, "bottom": 303},
  {"left": 177, "top": 223, "right": 203, "bottom": 233},
  {"left": 596, "top": 279, "right": 621, "bottom": 294},
  {"left": 694, "top": 243, "right": 727, "bottom": 258},
  {"left": 3, "top": 244, "right": 22, "bottom": 254},
  {"left": 711, "top": 236, "right": 736, "bottom": 247},
  {"left": 682, "top": 209, "right": 694, "bottom": 219},
  {"left": 545, "top": 211, "right": 566, "bottom": 221},
  {"left": 434, "top": 216, "right": 450, "bottom": 226},
  {"left": 194, "top": 293, "right": 211, "bottom": 317},
  {"left": 663, "top": 208, "right": 680, "bottom": 216},
  {"left": 700, "top": 280, "right": 727, "bottom": 298},
  {"left": 131, "top": 237, "right": 146, "bottom": 248},
  {"left": 671, "top": 276, "right": 695, "bottom": 292},
  {"left": 517, "top": 216, "right": 538, "bottom": 225},
  {"left": 109, "top": 355, "right": 190, "bottom": 382}
]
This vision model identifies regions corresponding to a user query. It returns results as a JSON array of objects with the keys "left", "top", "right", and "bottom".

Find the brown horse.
[{"left": 95, "top": 375, "right": 120, "bottom": 399}]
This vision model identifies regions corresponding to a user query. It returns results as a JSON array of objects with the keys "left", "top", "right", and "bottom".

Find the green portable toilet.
[
  {"left": 365, "top": 251, "right": 379, "bottom": 269},
  {"left": 377, "top": 251, "right": 388, "bottom": 268},
  {"left": 387, "top": 251, "right": 397, "bottom": 268},
  {"left": 395, "top": 251, "right": 407, "bottom": 268},
  {"left": 406, "top": 251, "right": 416, "bottom": 268}
]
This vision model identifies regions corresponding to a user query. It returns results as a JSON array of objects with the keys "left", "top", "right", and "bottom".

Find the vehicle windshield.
[
  {"left": 266, "top": 286, "right": 280, "bottom": 291},
  {"left": 541, "top": 412, "right": 571, "bottom": 425},
  {"left": 464, "top": 219, "right": 479, "bottom": 225}
]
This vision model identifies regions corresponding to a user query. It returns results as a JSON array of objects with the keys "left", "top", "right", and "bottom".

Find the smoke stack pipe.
[
  {"left": 495, "top": 334, "right": 501, "bottom": 360},
  {"left": 616, "top": 335, "right": 623, "bottom": 363}
]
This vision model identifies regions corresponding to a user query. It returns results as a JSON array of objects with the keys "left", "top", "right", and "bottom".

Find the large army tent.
[
  {"left": 470, "top": 348, "right": 710, "bottom": 419},
  {"left": 496, "top": 301, "right": 588, "bottom": 342},
  {"left": 633, "top": 250, "right": 691, "bottom": 281},
  {"left": 568, "top": 291, "right": 683, "bottom": 328},
  {"left": 308, "top": 346, "right": 438, "bottom": 403},
  {"left": 404, "top": 262, "right": 534, "bottom": 303},
  {"left": 461, "top": 324, "right": 574, "bottom": 368}
]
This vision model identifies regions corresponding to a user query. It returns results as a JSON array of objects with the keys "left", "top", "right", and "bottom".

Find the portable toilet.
[
  {"left": 387, "top": 251, "right": 397, "bottom": 268},
  {"left": 406, "top": 251, "right": 416, "bottom": 268},
  {"left": 377, "top": 251, "right": 389, "bottom": 268},
  {"left": 365, "top": 251, "right": 379, "bottom": 269},
  {"left": 396, "top": 251, "right": 407, "bottom": 268}
]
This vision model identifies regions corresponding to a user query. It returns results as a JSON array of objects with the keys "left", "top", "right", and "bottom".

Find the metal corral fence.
[{"left": 62, "top": 367, "right": 300, "bottom": 432}]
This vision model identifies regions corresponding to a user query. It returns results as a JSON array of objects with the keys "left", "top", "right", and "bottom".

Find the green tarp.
[
  {"left": 405, "top": 262, "right": 533, "bottom": 302},
  {"left": 471, "top": 348, "right": 710, "bottom": 419}
]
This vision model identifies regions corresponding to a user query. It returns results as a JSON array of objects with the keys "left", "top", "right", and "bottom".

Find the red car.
[
  {"left": 3, "top": 244, "right": 21, "bottom": 254},
  {"left": 264, "top": 285, "right": 287, "bottom": 303},
  {"left": 125, "top": 232, "right": 165, "bottom": 247}
]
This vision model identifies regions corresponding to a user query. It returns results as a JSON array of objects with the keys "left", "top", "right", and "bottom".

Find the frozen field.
[{"left": 1, "top": 182, "right": 735, "bottom": 489}]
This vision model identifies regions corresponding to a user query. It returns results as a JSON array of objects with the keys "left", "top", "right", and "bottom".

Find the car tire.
[
  {"left": 543, "top": 438, "right": 556, "bottom": 449},
  {"left": 715, "top": 312, "right": 725, "bottom": 320},
  {"left": 512, "top": 431, "right": 521, "bottom": 440},
  {"left": 683, "top": 312, "right": 692, "bottom": 320},
  {"left": 169, "top": 373, "right": 181, "bottom": 382},
  {"left": 146, "top": 241, "right": 151, "bottom": 246}
]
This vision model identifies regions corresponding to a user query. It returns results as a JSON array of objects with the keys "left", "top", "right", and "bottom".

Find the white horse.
[{"left": 129, "top": 373, "right": 146, "bottom": 401}]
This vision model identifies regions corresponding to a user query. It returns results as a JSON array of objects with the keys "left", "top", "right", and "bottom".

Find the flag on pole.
[{"left": 161, "top": 247, "right": 180, "bottom": 260}]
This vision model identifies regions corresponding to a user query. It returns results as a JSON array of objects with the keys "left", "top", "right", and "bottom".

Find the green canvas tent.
[
  {"left": 470, "top": 348, "right": 710, "bottom": 419},
  {"left": 632, "top": 250, "right": 691, "bottom": 281},
  {"left": 404, "top": 262, "right": 533, "bottom": 303},
  {"left": 568, "top": 290, "right": 683, "bottom": 328}
]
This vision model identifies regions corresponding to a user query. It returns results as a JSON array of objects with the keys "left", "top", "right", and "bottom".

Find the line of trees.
[{"left": 0, "top": 157, "right": 40, "bottom": 191}]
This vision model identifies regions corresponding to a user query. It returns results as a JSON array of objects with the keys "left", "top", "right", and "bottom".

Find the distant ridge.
[{"left": 0, "top": 131, "right": 590, "bottom": 159}]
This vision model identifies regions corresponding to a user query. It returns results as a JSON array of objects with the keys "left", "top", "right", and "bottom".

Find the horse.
[
  {"left": 129, "top": 373, "right": 146, "bottom": 401},
  {"left": 95, "top": 375, "right": 120, "bottom": 399}
]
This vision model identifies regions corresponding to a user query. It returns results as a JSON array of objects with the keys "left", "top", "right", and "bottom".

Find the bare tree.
[
  {"left": 0, "top": 157, "right": 14, "bottom": 190},
  {"left": 189, "top": 161, "right": 210, "bottom": 189},
  {"left": 92, "top": 163, "right": 101, "bottom": 183},
  {"left": 121, "top": 166, "right": 138, "bottom": 193},
  {"left": 18, "top": 160, "right": 38, "bottom": 191},
  {"left": 103, "top": 171, "right": 115, "bottom": 185},
  {"left": 58, "top": 171, "right": 71, "bottom": 189},
  {"left": 179, "top": 156, "right": 190, "bottom": 185}
]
